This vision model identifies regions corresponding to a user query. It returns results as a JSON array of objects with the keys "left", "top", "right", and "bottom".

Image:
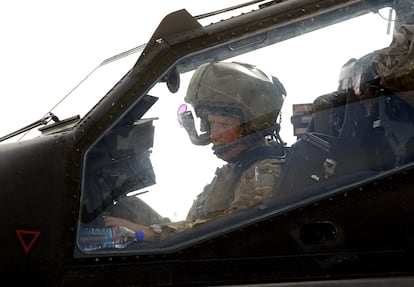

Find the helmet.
[{"left": 184, "top": 61, "right": 286, "bottom": 144}]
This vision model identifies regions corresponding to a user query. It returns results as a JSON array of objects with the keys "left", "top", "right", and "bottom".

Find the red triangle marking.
[{"left": 16, "top": 230, "right": 40, "bottom": 253}]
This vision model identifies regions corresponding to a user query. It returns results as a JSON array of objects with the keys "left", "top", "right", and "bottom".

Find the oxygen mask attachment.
[{"left": 177, "top": 104, "right": 210, "bottom": 146}]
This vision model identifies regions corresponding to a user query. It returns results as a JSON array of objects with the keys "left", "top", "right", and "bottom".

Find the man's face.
[{"left": 207, "top": 114, "right": 245, "bottom": 161}]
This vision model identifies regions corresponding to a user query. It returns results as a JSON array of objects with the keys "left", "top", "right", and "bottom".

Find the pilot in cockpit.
[{"left": 103, "top": 61, "right": 287, "bottom": 241}]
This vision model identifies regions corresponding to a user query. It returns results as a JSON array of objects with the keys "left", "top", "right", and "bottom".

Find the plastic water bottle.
[{"left": 79, "top": 226, "right": 144, "bottom": 251}]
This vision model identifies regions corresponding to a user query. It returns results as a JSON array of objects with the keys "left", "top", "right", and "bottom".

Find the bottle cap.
[{"left": 135, "top": 230, "right": 145, "bottom": 241}]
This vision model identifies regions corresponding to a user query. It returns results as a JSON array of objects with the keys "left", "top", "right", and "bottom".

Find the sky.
[{"left": 0, "top": 0, "right": 245, "bottom": 140}]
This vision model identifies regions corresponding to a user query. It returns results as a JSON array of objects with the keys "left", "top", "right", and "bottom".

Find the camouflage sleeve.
[
  {"left": 165, "top": 187, "right": 212, "bottom": 232},
  {"left": 228, "top": 158, "right": 284, "bottom": 213},
  {"left": 164, "top": 218, "right": 210, "bottom": 232}
]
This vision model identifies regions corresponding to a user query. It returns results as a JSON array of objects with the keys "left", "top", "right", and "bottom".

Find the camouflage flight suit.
[
  {"left": 166, "top": 146, "right": 285, "bottom": 232},
  {"left": 373, "top": 24, "right": 414, "bottom": 105}
]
